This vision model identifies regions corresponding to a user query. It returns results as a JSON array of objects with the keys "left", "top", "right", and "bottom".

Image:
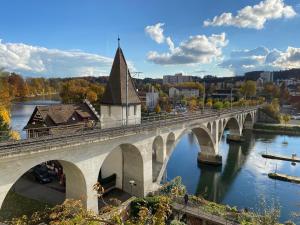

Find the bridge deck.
[
  {"left": 0, "top": 107, "right": 258, "bottom": 157},
  {"left": 171, "top": 202, "right": 239, "bottom": 225}
]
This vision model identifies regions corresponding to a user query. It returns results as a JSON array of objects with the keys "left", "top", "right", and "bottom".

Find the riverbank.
[
  {"left": 253, "top": 123, "right": 300, "bottom": 135},
  {"left": 1, "top": 177, "right": 287, "bottom": 225}
]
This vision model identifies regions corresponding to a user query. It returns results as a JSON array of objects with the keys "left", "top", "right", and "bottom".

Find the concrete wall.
[{"left": 100, "top": 105, "right": 141, "bottom": 129}]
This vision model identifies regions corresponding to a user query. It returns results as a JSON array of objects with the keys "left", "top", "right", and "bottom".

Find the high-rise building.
[{"left": 163, "top": 73, "right": 194, "bottom": 85}]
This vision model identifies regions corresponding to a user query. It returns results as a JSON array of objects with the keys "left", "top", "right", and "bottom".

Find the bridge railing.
[
  {"left": 172, "top": 197, "right": 240, "bottom": 225},
  {"left": 0, "top": 106, "right": 260, "bottom": 154}
]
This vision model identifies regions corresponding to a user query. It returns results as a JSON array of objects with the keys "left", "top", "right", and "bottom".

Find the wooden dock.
[
  {"left": 268, "top": 173, "right": 300, "bottom": 184},
  {"left": 261, "top": 153, "right": 300, "bottom": 163}
]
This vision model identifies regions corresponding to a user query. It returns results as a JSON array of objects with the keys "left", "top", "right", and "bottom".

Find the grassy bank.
[{"left": 253, "top": 123, "right": 300, "bottom": 135}]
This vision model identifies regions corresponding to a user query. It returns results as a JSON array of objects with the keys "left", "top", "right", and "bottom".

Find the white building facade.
[{"left": 146, "top": 91, "right": 159, "bottom": 110}]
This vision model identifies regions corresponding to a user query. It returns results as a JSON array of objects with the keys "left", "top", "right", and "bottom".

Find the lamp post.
[
  {"left": 202, "top": 81, "right": 205, "bottom": 112},
  {"left": 129, "top": 180, "right": 136, "bottom": 196},
  {"left": 230, "top": 87, "right": 233, "bottom": 110}
]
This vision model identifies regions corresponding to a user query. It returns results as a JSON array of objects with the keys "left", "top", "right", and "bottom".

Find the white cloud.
[
  {"left": 0, "top": 39, "right": 122, "bottom": 77},
  {"left": 145, "top": 22, "right": 228, "bottom": 65},
  {"left": 220, "top": 46, "right": 300, "bottom": 74},
  {"left": 273, "top": 47, "right": 300, "bottom": 69},
  {"left": 204, "top": 0, "right": 296, "bottom": 29},
  {"left": 145, "top": 23, "right": 166, "bottom": 44}
]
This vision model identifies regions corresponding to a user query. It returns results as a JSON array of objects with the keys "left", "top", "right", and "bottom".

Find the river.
[
  {"left": 10, "top": 98, "right": 300, "bottom": 223},
  {"left": 164, "top": 131, "right": 300, "bottom": 223}
]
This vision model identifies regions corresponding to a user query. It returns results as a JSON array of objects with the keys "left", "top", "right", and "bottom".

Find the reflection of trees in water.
[
  {"left": 195, "top": 131, "right": 255, "bottom": 203},
  {"left": 253, "top": 131, "right": 277, "bottom": 143}
]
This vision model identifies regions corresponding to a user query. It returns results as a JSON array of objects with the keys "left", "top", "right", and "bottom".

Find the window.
[{"left": 134, "top": 105, "right": 137, "bottom": 115}]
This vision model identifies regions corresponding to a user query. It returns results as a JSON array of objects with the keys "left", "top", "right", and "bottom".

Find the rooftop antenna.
[
  {"left": 131, "top": 72, "right": 143, "bottom": 78},
  {"left": 118, "top": 35, "right": 120, "bottom": 48}
]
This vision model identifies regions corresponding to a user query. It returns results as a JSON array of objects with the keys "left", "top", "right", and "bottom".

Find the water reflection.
[
  {"left": 196, "top": 131, "right": 254, "bottom": 202},
  {"left": 165, "top": 130, "right": 300, "bottom": 223}
]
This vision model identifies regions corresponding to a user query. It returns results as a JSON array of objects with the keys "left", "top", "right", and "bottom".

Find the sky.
[{"left": 0, "top": 0, "right": 300, "bottom": 78}]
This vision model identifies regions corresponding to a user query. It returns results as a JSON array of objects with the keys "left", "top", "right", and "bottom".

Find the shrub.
[
  {"left": 170, "top": 219, "right": 186, "bottom": 225},
  {"left": 213, "top": 101, "right": 223, "bottom": 110},
  {"left": 131, "top": 196, "right": 161, "bottom": 217}
]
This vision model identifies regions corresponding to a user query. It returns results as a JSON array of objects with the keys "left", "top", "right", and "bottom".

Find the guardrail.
[
  {"left": 171, "top": 201, "right": 239, "bottom": 225},
  {"left": 0, "top": 106, "right": 259, "bottom": 156}
]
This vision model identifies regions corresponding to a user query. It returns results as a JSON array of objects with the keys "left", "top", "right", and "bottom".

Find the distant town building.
[
  {"left": 146, "top": 87, "right": 159, "bottom": 110},
  {"left": 276, "top": 78, "right": 298, "bottom": 86},
  {"left": 210, "top": 89, "right": 238, "bottom": 101},
  {"left": 24, "top": 100, "right": 100, "bottom": 138},
  {"left": 163, "top": 73, "right": 194, "bottom": 85},
  {"left": 260, "top": 72, "right": 274, "bottom": 83},
  {"left": 100, "top": 46, "right": 141, "bottom": 129},
  {"left": 169, "top": 87, "right": 199, "bottom": 98}
]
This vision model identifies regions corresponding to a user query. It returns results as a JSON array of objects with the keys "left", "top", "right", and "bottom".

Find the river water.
[
  {"left": 165, "top": 131, "right": 300, "bottom": 223},
  {"left": 10, "top": 98, "right": 300, "bottom": 223}
]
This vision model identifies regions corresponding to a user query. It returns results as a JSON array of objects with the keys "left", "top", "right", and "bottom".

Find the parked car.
[
  {"left": 292, "top": 114, "right": 300, "bottom": 120},
  {"left": 33, "top": 165, "right": 52, "bottom": 184}
]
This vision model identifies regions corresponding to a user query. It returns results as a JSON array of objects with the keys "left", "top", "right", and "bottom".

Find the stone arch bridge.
[{"left": 0, "top": 107, "right": 257, "bottom": 213}]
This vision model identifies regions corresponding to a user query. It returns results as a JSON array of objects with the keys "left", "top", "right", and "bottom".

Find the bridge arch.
[
  {"left": 98, "top": 143, "right": 144, "bottom": 198},
  {"left": 155, "top": 124, "right": 217, "bottom": 184},
  {"left": 0, "top": 159, "right": 87, "bottom": 214},
  {"left": 172, "top": 124, "right": 217, "bottom": 157},
  {"left": 166, "top": 132, "right": 176, "bottom": 156},
  {"left": 218, "top": 119, "right": 223, "bottom": 140},
  {"left": 207, "top": 122, "right": 212, "bottom": 132},
  {"left": 243, "top": 113, "right": 254, "bottom": 129},
  {"left": 221, "top": 117, "right": 242, "bottom": 139},
  {"left": 152, "top": 136, "right": 164, "bottom": 163}
]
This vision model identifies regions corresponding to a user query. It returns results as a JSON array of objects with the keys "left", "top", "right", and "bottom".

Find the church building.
[{"left": 100, "top": 45, "right": 141, "bottom": 129}]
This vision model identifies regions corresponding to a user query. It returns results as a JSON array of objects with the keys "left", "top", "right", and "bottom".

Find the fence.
[{"left": 0, "top": 106, "right": 259, "bottom": 156}]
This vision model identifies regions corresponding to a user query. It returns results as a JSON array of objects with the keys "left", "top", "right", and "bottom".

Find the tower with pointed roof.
[{"left": 100, "top": 45, "right": 141, "bottom": 128}]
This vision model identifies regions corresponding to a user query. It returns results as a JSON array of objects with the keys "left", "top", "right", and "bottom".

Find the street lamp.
[
  {"left": 230, "top": 88, "right": 233, "bottom": 110},
  {"left": 202, "top": 81, "right": 205, "bottom": 112},
  {"left": 129, "top": 180, "right": 136, "bottom": 196}
]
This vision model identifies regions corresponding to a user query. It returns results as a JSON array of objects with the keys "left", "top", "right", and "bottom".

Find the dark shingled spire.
[{"left": 101, "top": 47, "right": 141, "bottom": 105}]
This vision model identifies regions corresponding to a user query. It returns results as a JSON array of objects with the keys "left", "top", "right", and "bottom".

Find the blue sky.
[{"left": 0, "top": 0, "right": 300, "bottom": 78}]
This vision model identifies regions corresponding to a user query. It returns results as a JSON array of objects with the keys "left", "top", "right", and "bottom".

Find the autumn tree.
[
  {"left": 7, "top": 73, "right": 28, "bottom": 98},
  {"left": 0, "top": 70, "right": 11, "bottom": 107},
  {"left": 240, "top": 80, "right": 256, "bottom": 99},
  {"left": 60, "top": 79, "right": 104, "bottom": 104},
  {"left": 279, "top": 82, "right": 290, "bottom": 104},
  {"left": 206, "top": 98, "right": 213, "bottom": 108},
  {"left": 188, "top": 98, "right": 197, "bottom": 111},
  {"left": 155, "top": 104, "right": 161, "bottom": 114},
  {"left": 263, "top": 82, "right": 280, "bottom": 99}
]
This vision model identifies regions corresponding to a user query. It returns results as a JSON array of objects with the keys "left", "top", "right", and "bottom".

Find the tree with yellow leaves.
[
  {"left": 0, "top": 106, "right": 10, "bottom": 141},
  {"left": 0, "top": 106, "right": 20, "bottom": 141}
]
